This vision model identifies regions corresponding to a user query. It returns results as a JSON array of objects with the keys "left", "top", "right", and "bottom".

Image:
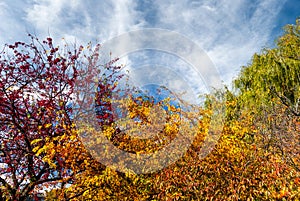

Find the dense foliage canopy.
[{"left": 0, "top": 19, "right": 299, "bottom": 200}]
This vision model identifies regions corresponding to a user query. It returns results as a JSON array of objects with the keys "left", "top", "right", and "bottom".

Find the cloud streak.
[
  {"left": 0, "top": 0, "right": 290, "bottom": 87},
  {"left": 151, "top": 0, "right": 287, "bottom": 83},
  {"left": 24, "top": 0, "right": 144, "bottom": 44}
]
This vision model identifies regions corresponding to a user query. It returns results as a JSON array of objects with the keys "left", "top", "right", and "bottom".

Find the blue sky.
[{"left": 0, "top": 0, "right": 299, "bottom": 88}]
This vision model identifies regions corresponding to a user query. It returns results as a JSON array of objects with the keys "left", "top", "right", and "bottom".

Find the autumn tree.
[
  {"left": 2, "top": 18, "right": 299, "bottom": 201},
  {"left": 48, "top": 18, "right": 300, "bottom": 200},
  {"left": 45, "top": 18, "right": 300, "bottom": 200},
  {"left": 0, "top": 35, "right": 85, "bottom": 200},
  {"left": 234, "top": 18, "right": 300, "bottom": 171}
]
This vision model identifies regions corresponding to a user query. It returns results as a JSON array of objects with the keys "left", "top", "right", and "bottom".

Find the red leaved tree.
[{"left": 0, "top": 35, "right": 82, "bottom": 200}]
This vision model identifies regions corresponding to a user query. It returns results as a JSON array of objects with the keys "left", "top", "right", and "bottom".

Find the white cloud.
[
  {"left": 152, "top": 0, "right": 287, "bottom": 84},
  {"left": 0, "top": 0, "right": 288, "bottom": 89},
  {"left": 0, "top": 1, "right": 32, "bottom": 46},
  {"left": 24, "top": 0, "right": 144, "bottom": 45}
]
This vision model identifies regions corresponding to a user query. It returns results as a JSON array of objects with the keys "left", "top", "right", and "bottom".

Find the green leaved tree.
[{"left": 234, "top": 18, "right": 300, "bottom": 171}]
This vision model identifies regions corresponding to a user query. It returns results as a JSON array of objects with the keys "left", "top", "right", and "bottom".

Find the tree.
[
  {"left": 230, "top": 18, "right": 300, "bottom": 199},
  {"left": 234, "top": 18, "right": 299, "bottom": 115},
  {"left": 2, "top": 18, "right": 300, "bottom": 200},
  {"left": 0, "top": 35, "right": 83, "bottom": 200},
  {"left": 234, "top": 18, "right": 300, "bottom": 171},
  {"left": 46, "top": 18, "right": 300, "bottom": 200}
]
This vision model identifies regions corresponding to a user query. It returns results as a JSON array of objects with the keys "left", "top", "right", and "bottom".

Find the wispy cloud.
[
  {"left": 24, "top": 0, "right": 143, "bottom": 44},
  {"left": 151, "top": 0, "right": 287, "bottom": 83},
  {"left": 0, "top": 1, "right": 31, "bottom": 46},
  {"left": 0, "top": 0, "right": 289, "bottom": 88}
]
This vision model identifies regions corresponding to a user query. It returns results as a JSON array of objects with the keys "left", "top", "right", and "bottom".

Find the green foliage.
[{"left": 234, "top": 18, "right": 300, "bottom": 116}]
